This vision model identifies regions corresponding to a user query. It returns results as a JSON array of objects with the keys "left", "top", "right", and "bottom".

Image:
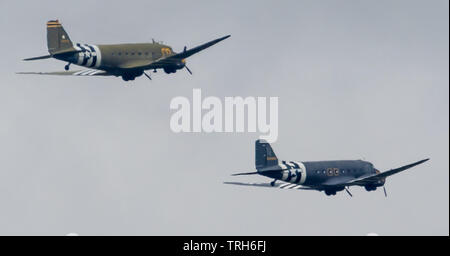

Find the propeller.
[
  {"left": 185, "top": 65, "right": 193, "bottom": 75},
  {"left": 143, "top": 71, "right": 152, "bottom": 80},
  {"left": 181, "top": 46, "right": 192, "bottom": 75},
  {"left": 345, "top": 187, "right": 353, "bottom": 197},
  {"left": 383, "top": 186, "right": 387, "bottom": 197}
]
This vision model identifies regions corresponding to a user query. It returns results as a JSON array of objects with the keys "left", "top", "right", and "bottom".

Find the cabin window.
[
  {"left": 118, "top": 52, "right": 121, "bottom": 56},
  {"left": 327, "top": 169, "right": 334, "bottom": 176},
  {"left": 112, "top": 53, "right": 114, "bottom": 56},
  {"left": 125, "top": 52, "right": 128, "bottom": 55},
  {"left": 131, "top": 52, "right": 135, "bottom": 55},
  {"left": 145, "top": 52, "right": 149, "bottom": 56},
  {"left": 138, "top": 52, "right": 142, "bottom": 56}
]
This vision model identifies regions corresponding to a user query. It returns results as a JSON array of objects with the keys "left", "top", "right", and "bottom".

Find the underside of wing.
[
  {"left": 117, "top": 60, "right": 155, "bottom": 70},
  {"left": 224, "top": 181, "right": 315, "bottom": 190},
  {"left": 17, "top": 69, "right": 111, "bottom": 76},
  {"left": 320, "top": 177, "right": 356, "bottom": 187},
  {"left": 118, "top": 55, "right": 181, "bottom": 70}
]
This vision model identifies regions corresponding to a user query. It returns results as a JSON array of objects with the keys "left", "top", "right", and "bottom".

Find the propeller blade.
[
  {"left": 383, "top": 186, "right": 387, "bottom": 197},
  {"left": 185, "top": 66, "right": 193, "bottom": 75},
  {"left": 345, "top": 187, "right": 353, "bottom": 197},
  {"left": 143, "top": 72, "right": 152, "bottom": 80}
]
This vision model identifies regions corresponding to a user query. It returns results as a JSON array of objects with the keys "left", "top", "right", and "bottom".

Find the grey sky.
[{"left": 0, "top": 0, "right": 448, "bottom": 235}]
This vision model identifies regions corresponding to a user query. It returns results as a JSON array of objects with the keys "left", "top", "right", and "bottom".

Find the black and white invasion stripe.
[
  {"left": 279, "top": 161, "right": 307, "bottom": 185},
  {"left": 74, "top": 43, "right": 102, "bottom": 68}
]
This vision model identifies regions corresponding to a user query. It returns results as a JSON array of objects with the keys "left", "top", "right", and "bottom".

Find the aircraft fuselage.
[
  {"left": 258, "top": 160, "right": 383, "bottom": 193},
  {"left": 55, "top": 42, "right": 184, "bottom": 77}
]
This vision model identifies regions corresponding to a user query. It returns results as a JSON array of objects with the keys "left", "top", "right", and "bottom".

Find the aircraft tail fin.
[
  {"left": 46, "top": 20, "right": 76, "bottom": 55},
  {"left": 255, "top": 139, "right": 279, "bottom": 170}
]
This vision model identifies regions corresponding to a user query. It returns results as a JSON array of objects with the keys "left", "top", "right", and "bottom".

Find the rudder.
[
  {"left": 255, "top": 139, "right": 279, "bottom": 170},
  {"left": 46, "top": 20, "right": 74, "bottom": 54}
]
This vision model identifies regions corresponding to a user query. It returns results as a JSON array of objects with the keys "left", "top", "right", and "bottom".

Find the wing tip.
[
  {"left": 215, "top": 35, "right": 231, "bottom": 42},
  {"left": 419, "top": 158, "right": 430, "bottom": 164},
  {"left": 221, "top": 35, "right": 231, "bottom": 41}
]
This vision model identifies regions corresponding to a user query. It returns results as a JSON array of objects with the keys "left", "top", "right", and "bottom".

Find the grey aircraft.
[
  {"left": 18, "top": 20, "right": 230, "bottom": 81},
  {"left": 225, "top": 140, "right": 429, "bottom": 197}
]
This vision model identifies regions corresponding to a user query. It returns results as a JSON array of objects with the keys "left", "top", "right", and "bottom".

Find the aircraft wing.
[
  {"left": 118, "top": 35, "right": 231, "bottom": 70},
  {"left": 342, "top": 158, "right": 430, "bottom": 186},
  {"left": 165, "top": 35, "right": 231, "bottom": 60},
  {"left": 17, "top": 69, "right": 112, "bottom": 76},
  {"left": 224, "top": 181, "right": 316, "bottom": 190}
]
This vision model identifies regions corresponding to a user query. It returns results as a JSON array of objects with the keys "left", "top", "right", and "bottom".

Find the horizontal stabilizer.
[
  {"left": 231, "top": 171, "right": 259, "bottom": 176},
  {"left": 16, "top": 69, "right": 111, "bottom": 76},
  {"left": 23, "top": 49, "right": 81, "bottom": 61},
  {"left": 52, "top": 48, "right": 82, "bottom": 56},
  {"left": 224, "top": 181, "right": 314, "bottom": 190},
  {"left": 23, "top": 55, "right": 52, "bottom": 61}
]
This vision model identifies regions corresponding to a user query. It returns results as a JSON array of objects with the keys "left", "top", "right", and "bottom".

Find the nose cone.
[
  {"left": 175, "top": 59, "right": 186, "bottom": 69},
  {"left": 374, "top": 169, "right": 386, "bottom": 185}
]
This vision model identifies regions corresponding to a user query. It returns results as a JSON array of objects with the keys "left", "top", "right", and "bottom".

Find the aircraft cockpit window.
[{"left": 266, "top": 147, "right": 275, "bottom": 157}]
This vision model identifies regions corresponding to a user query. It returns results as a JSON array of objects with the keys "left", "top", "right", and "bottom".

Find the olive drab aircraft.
[
  {"left": 18, "top": 20, "right": 230, "bottom": 81},
  {"left": 225, "top": 140, "right": 429, "bottom": 197}
]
